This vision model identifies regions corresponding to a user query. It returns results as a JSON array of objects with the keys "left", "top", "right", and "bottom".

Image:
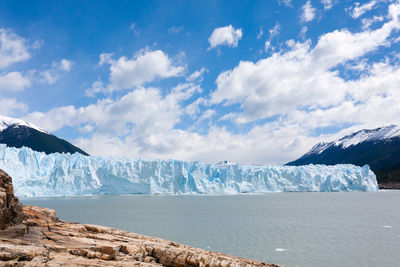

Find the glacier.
[{"left": 0, "top": 144, "right": 378, "bottom": 197}]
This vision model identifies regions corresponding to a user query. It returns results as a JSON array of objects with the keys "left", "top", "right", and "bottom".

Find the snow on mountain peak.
[
  {"left": 335, "top": 125, "right": 400, "bottom": 149},
  {"left": 308, "top": 125, "right": 400, "bottom": 155},
  {"left": 307, "top": 142, "right": 334, "bottom": 155},
  {"left": 0, "top": 115, "right": 50, "bottom": 134}
]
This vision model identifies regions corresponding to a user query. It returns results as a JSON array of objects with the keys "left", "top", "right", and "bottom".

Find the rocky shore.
[
  {"left": 0, "top": 169, "right": 282, "bottom": 267},
  {"left": 378, "top": 183, "right": 400, "bottom": 189}
]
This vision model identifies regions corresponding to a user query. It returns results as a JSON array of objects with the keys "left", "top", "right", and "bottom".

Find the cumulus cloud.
[
  {"left": 301, "top": 1, "right": 316, "bottom": 22},
  {"left": 0, "top": 72, "right": 31, "bottom": 91},
  {"left": 211, "top": 1, "right": 400, "bottom": 125},
  {"left": 25, "top": 83, "right": 200, "bottom": 134},
  {"left": 208, "top": 25, "right": 243, "bottom": 50},
  {"left": 98, "top": 50, "right": 185, "bottom": 93},
  {"left": 24, "top": 83, "right": 213, "bottom": 160},
  {"left": 0, "top": 97, "right": 27, "bottom": 116},
  {"left": 19, "top": 1, "right": 400, "bottom": 165},
  {"left": 0, "top": 29, "right": 31, "bottom": 69}
]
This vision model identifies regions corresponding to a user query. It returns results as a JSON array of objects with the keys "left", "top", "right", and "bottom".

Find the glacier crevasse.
[{"left": 0, "top": 144, "right": 378, "bottom": 197}]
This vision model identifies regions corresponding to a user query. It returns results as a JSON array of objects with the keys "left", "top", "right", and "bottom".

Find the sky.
[{"left": 0, "top": 0, "right": 400, "bottom": 165}]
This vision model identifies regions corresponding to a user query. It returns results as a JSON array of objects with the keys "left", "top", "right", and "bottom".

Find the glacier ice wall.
[{"left": 0, "top": 144, "right": 378, "bottom": 197}]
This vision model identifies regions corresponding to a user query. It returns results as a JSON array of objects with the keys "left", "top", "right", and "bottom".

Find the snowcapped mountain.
[
  {"left": 306, "top": 125, "right": 400, "bottom": 154},
  {"left": 0, "top": 115, "right": 88, "bottom": 156},
  {"left": 0, "top": 115, "right": 50, "bottom": 134},
  {"left": 286, "top": 125, "right": 400, "bottom": 187}
]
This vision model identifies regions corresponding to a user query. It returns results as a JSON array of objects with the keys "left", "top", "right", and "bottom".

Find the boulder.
[{"left": 0, "top": 169, "right": 24, "bottom": 230}]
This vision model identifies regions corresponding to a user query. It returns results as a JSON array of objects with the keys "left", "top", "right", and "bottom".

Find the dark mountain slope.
[
  {"left": 286, "top": 125, "right": 400, "bottom": 188},
  {"left": 0, "top": 116, "right": 88, "bottom": 156}
]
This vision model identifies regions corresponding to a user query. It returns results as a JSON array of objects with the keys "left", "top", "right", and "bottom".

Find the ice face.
[{"left": 0, "top": 144, "right": 378, "bottom": 197}]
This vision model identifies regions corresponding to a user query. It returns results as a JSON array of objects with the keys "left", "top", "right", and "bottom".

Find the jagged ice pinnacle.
[{"left": 0, "top": 144, "right": 378, "bottom": 197}]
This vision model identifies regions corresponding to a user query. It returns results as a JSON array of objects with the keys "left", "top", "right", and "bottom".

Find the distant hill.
[
  {"left": 0, "top": 115, "right": 89, "bottom": 156},
  {"left": 286, "top": 125, "right": 400, "bottom": 188}
]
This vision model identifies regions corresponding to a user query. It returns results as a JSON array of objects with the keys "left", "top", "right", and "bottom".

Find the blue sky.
[{"left": 1, "top": 0, "right": 400, "bottom": 164}]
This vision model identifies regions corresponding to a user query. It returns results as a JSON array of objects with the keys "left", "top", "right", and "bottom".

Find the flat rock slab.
[{"left": 0, "top": 205, "right": 283, "bottom": 267}]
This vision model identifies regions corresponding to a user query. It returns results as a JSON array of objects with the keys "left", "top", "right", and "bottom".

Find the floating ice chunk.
[
  {"left": 275, "top": 248, "right": 286, "bottom": 252},
  {"left": 0, "top": 144, "right": 379, "bottom": 197}
]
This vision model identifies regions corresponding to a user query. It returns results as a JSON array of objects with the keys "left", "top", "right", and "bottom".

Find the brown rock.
[
  {"left": 0, "top": 169, "right": 24, "bottom": 230},
  {"left": 100, "top": 254, "right": 114, "bottom": 261},
  {"left": 97, "top": 245, "right": 120, "bottom": 256},
  {"left": 0, "top": 170, "right": 284, "bottom": 267}
]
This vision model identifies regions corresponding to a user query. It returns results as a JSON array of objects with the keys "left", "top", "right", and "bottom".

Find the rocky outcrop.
[
  {"left": 0, "top": 170, "right": 23, "bottom": 230},
  {"left": 0, "top": 169, "right": 283, "bottom": 266}
]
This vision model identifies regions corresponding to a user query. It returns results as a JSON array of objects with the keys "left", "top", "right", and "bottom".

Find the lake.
[{"left": 22, "top": 191, "right": 400, "bottom": 267}]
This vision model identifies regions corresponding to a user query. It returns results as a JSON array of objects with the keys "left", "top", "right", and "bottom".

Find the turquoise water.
[{"left": 22, "top": 191, "right": 400, "bottom": 267}]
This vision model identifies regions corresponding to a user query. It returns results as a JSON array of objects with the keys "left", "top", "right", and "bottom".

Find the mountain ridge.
[
  {"left": 0, "top": 115, "right": 89, "bottom": 156},
  {"left": 286, "top": 125, "right": 400, "bottom": 187}
]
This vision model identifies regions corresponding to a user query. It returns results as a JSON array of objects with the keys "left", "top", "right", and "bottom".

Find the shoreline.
[
  {"left": 378, "top": 183, "right": 400, "bottom": 189},
  {"left": 1, "top": 205, "right": 283, "bottom": 266},
  {"left": 1, "top": 169, "right": 283, "bottom": 267}
]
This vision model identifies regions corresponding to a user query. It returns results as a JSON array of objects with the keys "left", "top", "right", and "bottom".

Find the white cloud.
[
  {"left": 31, "top": 39, "right": 43, "bottom": 50},
  {"left": 185, "top": 97, "right": 207, "bottom": 117},
  {"left": 100, "top": 50, "right": 185, "bottom": 92},
  {"left": 0, "top": 97, "right": 27, "bottom": 116},
  {"left": 98, "top": 53, "right": 114, "bottom": 66},
  {"left": 362, "top": 15, "right": 385, "bottom": 29},
  {"left": 264, "top": 24, "right": 281, "bottom": 52},
  {"left": 300, "top": 26, "right": 308, "bottom": 39},
  {"left": 350, "top": 1, "right": 378, "bottom": 19},
  {"left": 0, "top": 29, "right": 31, "bottom": 69},
  {"left": 257, "top": 27, "right": 264, "bottom": 39},
  {"left": 85, "top": 80, "right": 106, "bottom": 97},
  {"left": 38, "top": 70, "right": 58, "bottom": 85},
  {"left": 208, "top": 25, "right": 243, "bottom": 50},
  {"left": 0, "top": 72, "right": 31, "bottom": 91},
  {"left": 186, "top": 68, "right": 208, "bottom": 82},
  {"left": 301, "top": 1, "right": 316, "bottom": 22},
  {"left": 321, "top": 0, "right": 334, "bottom": 10},
  {"left": 168, "top": 25, "right": 184, "bottom": 34},
  {"left": 211, "top": 1, "right": 400, "bottom": 124},
  {"left": 25, "top": 82, "right": 199, "bottom": 134},
  {"left": 38, "top": 59, "right": 74, "bottom": 85},
  {"left": 60, "top": 59, "right": 73, "bottom": 71},
  {"left": 19, "top": 1, "right": 400, "bottom": 165},
  {"left": 269, "top": 23, "right": 280, "bottom": 39},
  {"left": 278, "top": 0, "right": 292, "bottom": 7},
  {"left": 264, "top": 41, "right": 271, "bottom": 52},
  {"left": 129, "top": 23, "right": 141, "bottom": 36},
  {"left": 197, "top": 109, "right": 216, "bottom": 122}
]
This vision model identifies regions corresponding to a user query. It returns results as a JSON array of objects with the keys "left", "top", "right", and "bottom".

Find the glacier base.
[{"left": 0, "top": 144, "right": 378, "bottom": 197}]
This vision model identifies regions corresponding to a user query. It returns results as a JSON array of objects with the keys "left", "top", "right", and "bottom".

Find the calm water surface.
[{"left": 22, "top": 191, "right": 400, "bottom": 267}]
